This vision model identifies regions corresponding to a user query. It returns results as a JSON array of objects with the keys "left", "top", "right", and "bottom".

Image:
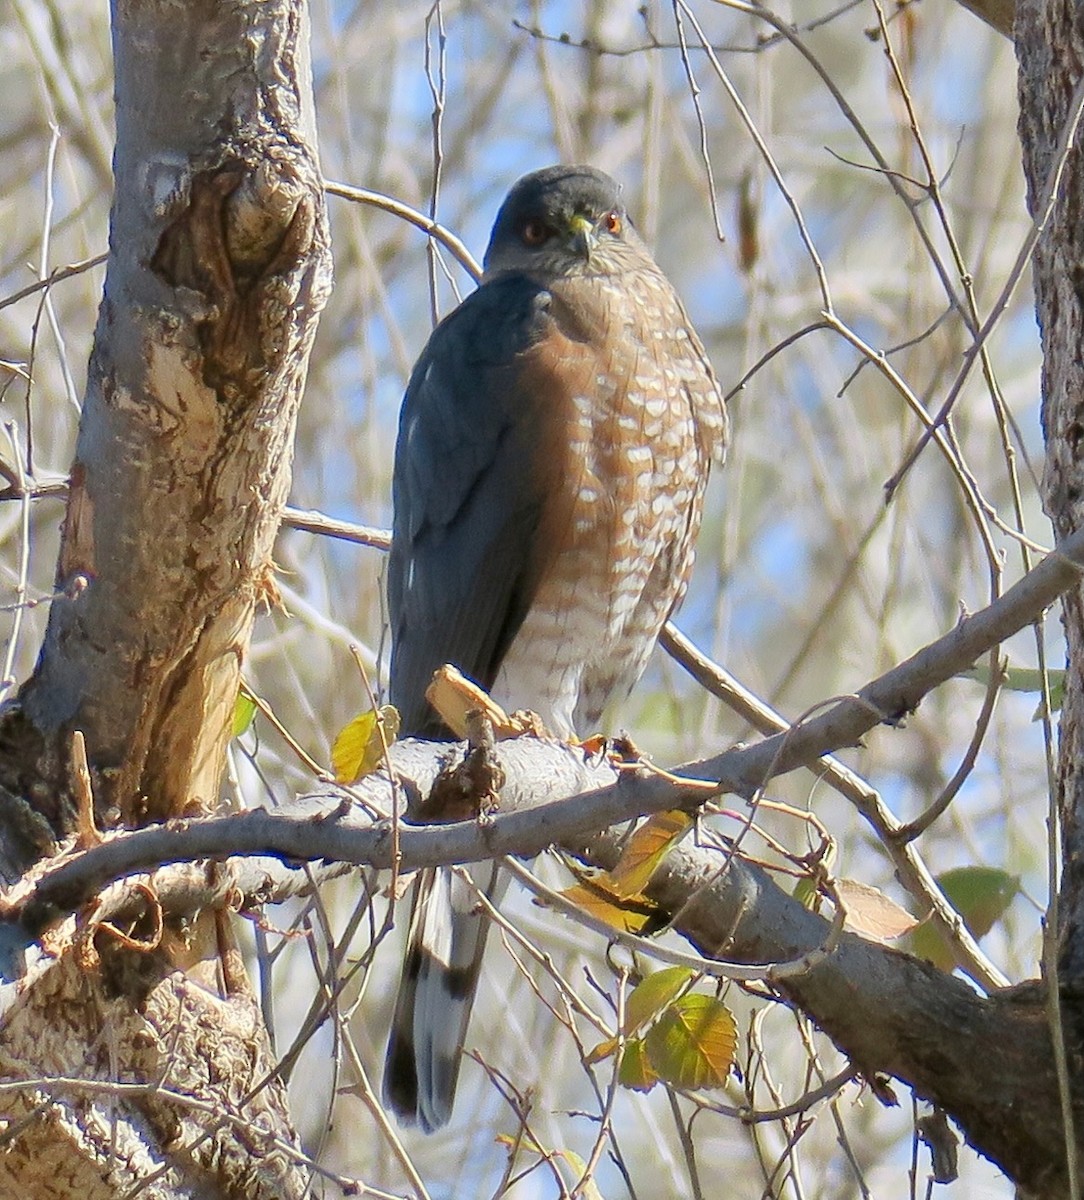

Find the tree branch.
[
  {"left": 3, "top": 729, "right": 1070, "bottom": 1193},
  {"left": 12, "top": 519, "right": 1084, "bottom": 937},
  {"left": 3, "top": 511, "right": 1079, "bottom": 1193}
]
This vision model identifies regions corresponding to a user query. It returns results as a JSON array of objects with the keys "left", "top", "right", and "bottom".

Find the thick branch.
[
  {"left": 635, "top": 836, "right": 1069, "bottom": 1196},
  {"left": 13, "top": 521, "right": 1084, "bottom": 934},
  {"left": 5, "top": 740, "right": 1072, "bottom": 1193},
  {"left": 0, "top": 5, "right": 332, "bottom": 1199}
]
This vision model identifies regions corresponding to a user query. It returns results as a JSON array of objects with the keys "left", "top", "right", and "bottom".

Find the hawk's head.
[{"left": 483, "top": 165, "right": 648, "bottom": 280}]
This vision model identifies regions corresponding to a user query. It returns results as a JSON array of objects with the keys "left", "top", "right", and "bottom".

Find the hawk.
[{"left": 383, "top": 165, "right": 728, "bottom": 1131}]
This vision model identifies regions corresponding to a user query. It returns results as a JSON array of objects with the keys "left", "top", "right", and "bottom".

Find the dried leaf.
[
  {"left": 736, "top": 169, "right": 759, "bottom": 274},
  {"left": 331, "top": 705, "right": 400, "bottom": 783},
  {"left": 559, "top": 881, "right": 657, "bottom": 936},
  {"left": 834, "top": 877, "right": 918, "bottom": 941},
  {"left": 609, "top": 809, "right": 694, "bottom": 897}
]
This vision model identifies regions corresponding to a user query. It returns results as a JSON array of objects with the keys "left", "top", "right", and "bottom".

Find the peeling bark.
[
  {"left": 0, "top": 0, "right": 331, "bottom": 839},
  {"left": 0, "top": 2, "right": 331, "bottom": 1196},
  {"left": 0, "top": 949, "right": 300, "bottom": 1200}
]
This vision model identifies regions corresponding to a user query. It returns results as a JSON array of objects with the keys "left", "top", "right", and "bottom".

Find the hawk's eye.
[
  {"left": 520, "top": 219, "right": 550, "bottom": 246},
  {"left": 603, "top": 210, "right": 623, "bottom": 235}
]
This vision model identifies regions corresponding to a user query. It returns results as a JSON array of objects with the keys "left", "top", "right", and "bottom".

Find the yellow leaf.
[
  {"left": 834, "top": 877, "right": 919, "bottom": 941},
  {"left": 609, "top": 809, "right": 693, "bottom": 897},
  {"left": 643, "top": 993, "right": 737, "bottom": 1091},
  {"left": 232, "top": 688, "right": 257, "bottom": 738},
  {"left": 496, "top": 1131, "right": 541, "bottom": 1153},
  {"left": 558, "top": 880, "right": 658, "bottom": 935},
  {"left": 585, "top": 1034, "right": 619, "bottom": 1065},
  {"left": 554, "top": 1149, "right": 604, "bottom": 1200},
  {"left": 495, "top": 1135, "right": 605, "bottom": 1199},
  {"left": 331, "top": 705, "right": 400, "bottom": 783},
  {"left": 793, "top": 875, "right": 818, "bottom": 909},
  {"left": 617, "top": 1038, "right": 659, "bottom": 1092}
]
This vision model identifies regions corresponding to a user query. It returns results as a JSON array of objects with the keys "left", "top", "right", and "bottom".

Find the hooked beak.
[{"left": 566, "top": 214, "right": 596, "bottom": 262}]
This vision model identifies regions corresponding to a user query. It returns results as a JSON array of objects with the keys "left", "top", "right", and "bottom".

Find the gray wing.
[{"left": 388, "top": 274, "right": 563, "bottom": 736}]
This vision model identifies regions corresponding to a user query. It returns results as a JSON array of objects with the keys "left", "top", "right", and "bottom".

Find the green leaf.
[
  {"left": 587, "top": 966, "right": 693, "bottom": 1064},
  {"left": 625, "top": 966, "right": 695, "bottom": 1035},
  {"left": 959, "top": 662, "right": 1065, "bottom": 716},
  {"left": 643, "top": 993, "right": 737, "bottom": 1091},
  {"left": 910, "top": 866, "right": 1019, "bottom": 970},
  {"left": 935, "top": 866, "right": 1019, "bottom": 937},
  {"left": 232, "top": 689, "right": 258, "bottom": 738},
  {"left": 617, "top": 1038, "right": 658, "bottom": 1092},
  {"left": 1033, "top": 672, "right": 1066, "bottom": 719}
]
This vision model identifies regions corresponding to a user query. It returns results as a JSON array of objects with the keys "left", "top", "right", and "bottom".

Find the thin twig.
[
  {"left": 325, "top": 179, "right": 482, "bottom": 281},
  {"left": 660, "top": 623, "right": 1005, "bottom": 988}
]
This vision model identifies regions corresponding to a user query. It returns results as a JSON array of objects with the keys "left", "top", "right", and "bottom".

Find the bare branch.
[{"left": 13, "top": 521, "right": 1084, "bottom": 944}]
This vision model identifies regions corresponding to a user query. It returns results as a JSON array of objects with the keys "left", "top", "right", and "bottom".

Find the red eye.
[
  {"left": 604, "top": 210, "right": 623, "bottom": 235},
  {"left": 521, "top": 219, "right": 549, "bottom": 246}
]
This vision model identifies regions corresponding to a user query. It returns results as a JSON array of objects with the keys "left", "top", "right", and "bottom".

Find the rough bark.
[
  {"left": 0, "top": 951, "right": 302, "bottom": 1200},
  {"left": 1016, "top": 1, "right": 1084, "bottom": 988},
  {"left": 0, "top": 0, "right": 329, "bottom": 843},
  {"left": 0, "top": 2, "right": 332, "bottom": 1197}
]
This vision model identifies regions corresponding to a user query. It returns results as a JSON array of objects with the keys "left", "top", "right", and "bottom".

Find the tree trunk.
[
  {"left": 0, "top": 2, "right": 331, "bottom": 1195},
  {"left": 1016, "top": 0, "right": 1084, "bottom": 989}
]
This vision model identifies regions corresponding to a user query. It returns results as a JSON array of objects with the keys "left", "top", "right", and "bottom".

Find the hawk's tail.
[{"left": 382, "top": 862, "right": 504, "bottom": 1132}]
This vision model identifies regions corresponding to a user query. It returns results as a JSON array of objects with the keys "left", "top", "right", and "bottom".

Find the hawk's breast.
[{"left": 491, "top": 264, "right": 726, "bottom": 734}]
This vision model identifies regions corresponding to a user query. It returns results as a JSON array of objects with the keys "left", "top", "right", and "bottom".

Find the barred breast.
[{"left": 491, "top": 261, "right": 727, "bottom": 735}]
